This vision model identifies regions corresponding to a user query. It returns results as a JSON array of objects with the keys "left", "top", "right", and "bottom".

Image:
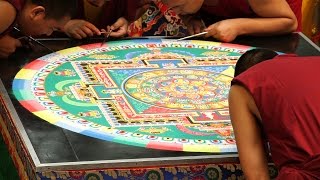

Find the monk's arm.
[{"left": 229, "top": 85, "right": 270, "bottom": 180}]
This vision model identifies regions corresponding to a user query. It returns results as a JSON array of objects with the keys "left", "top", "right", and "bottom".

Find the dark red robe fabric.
[
  {"left": 0, "top": 0, "right": 25, "bottom": 36},
  {"left": 200, "top": 0, "right": 302, "bottom": 31},
  {"left": 77, "top": 0, "right": 140, "bottom": 29},
  {"left": 232, "top": 56, "right": 320, "bottom": 179}
]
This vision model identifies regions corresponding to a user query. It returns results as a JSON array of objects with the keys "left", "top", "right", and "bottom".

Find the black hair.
[
  {"left": 30, "top": 0, "right": 78, "bottom": 19},
  {"left": 234, "top": 48, "right": 278, "bottom": 77}
]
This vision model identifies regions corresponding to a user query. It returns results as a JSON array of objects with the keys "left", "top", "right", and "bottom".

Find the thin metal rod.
[
  {"left": 175, "top": 32, "right": 208, "bottom": 41},
  {"left": 100, "top": 29, "right": 113, "bottom": 47},
  {"left": 13, "top": 27, "right": 55, "bottom": 53}
]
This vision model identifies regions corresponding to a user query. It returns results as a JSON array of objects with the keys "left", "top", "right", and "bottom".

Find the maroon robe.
[
  {"left": 0, "top": 0, "right": 25, "bottom": 36},
  {"left": 200, "top": 0, "right": 302, "bottom": 31},
  {"left": 77, "top": 0, "right": 140, "bottom": 29},
  {"left": 232, "top": 56, "right": 320, "bottom": 179}
]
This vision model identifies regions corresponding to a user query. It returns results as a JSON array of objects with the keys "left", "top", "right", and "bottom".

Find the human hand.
[
  {"left": 63, "top": 20, "right": 101, "bottom": 39},
  {"left": 106, "top": 17, "right": 129, "bottom": 38},
  {"left": 0, "top": 35, "right": 22, "bottom": 58},
  {"left": 204, "top": 20, "right": 239, "bottom": 42},
  {"left": 184, "top": 16, "right": 206, "bottom": 35},
  {"left": 86, "top": 0, "right": 106, "bottom": 7}
]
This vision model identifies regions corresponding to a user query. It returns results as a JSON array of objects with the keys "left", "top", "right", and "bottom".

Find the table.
[{"left": 0, "top": 33, "right": 319, "bottom": 180}]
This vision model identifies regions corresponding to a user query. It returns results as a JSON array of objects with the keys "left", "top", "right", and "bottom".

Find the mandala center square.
[{"left": 124, "top": 69, "right": 229, "bottom": 110}]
